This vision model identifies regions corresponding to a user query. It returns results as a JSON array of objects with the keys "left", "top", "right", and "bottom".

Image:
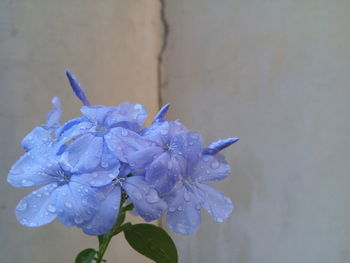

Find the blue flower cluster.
[{"left": 8, "top": 71, "right": 239, "bottom": 235}]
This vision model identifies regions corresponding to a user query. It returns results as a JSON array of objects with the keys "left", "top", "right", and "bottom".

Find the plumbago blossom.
[{"left": 8, "top": 71, "right": 238, "bottom": 244}]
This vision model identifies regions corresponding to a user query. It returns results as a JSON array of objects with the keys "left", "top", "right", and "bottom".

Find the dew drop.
[
  {"left": 134, "top": 192, "right": 142, "bottom": 200},
  {"left": 177, "top": 206, "right": 183, "bottom": 212},
  {"left": 74, "top": 216, "right": 83, "bottom": 224},
  {"left": 101, "top": 161, "right": 108, "bottom": 168},
  {"left": 168, "top": 206, "right": 176, "bottom": 212},
  {"left": 216, "top": 217, "right": 224, "bottom": 223},
  {"left": 202, "top": 155, "right": 211, "bottom": 162},
  {"left": 64, "top": 202, "right": 73, "bottom": 209},
  {"left": 167, "top": 162, "right": 173, "bottom": 170},
  {"left": 21, "top": 179, "right": 34, "bottom": 187},
  {"left": 47, "top": 204, "right": 56, "bottom": 213},
  {"left": 195, "top": 204, "right": 201, "bottom": 210},
  {"left": 183, "top": 191, "right": 191, "bottom": 202},
  {"left": 17, "top": 200, "right": 28, "bottom": 211},
  {"left": 121, "top": 129, "right": 128, "bottom": 137},
  {"left": 211, "top": 160, "right": 220, "bottom": 169},
  {"left": 145, "top": 193, "right": 159, "bottom": 203}
]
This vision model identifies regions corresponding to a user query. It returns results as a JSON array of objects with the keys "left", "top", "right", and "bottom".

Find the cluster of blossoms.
[{"left": 8, "top": 71, "right": 238, "bottom": 235}]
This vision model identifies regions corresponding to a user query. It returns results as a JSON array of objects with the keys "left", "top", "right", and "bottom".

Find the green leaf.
[
  {"left": 75, "top": 248, "right": 96, "bottom": 263},
  {"left": 124, "top": 223, "right": 178, "bottom": 263}
]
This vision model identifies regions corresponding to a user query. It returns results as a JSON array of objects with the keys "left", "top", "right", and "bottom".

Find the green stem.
[{"left": 95, "top": 196, "right": 134, "bottom": 263}]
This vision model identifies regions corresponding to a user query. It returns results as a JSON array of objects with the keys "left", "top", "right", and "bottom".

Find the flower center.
[
  {"left": 57, "top": 170, "right": 71, "bottom": 184},
  {"left": 94, "top": 125, "right": 108, "bottom": 134}
]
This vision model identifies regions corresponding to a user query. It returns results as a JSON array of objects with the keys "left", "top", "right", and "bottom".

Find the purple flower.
[
  {"left": 8, "top": 151, "right": 105, "bottom": 228},
  {"left": 58, "top": 71, "right": 149, "bottom": 172},
  {"left": 79, "top": 164, "right": 167, "bottom": 235},
  {"left": 126, "top": 105, "right": 203, "bottom": 195},
  {"left": 165, "top": 147, "right": 235, "bottom": 235}
]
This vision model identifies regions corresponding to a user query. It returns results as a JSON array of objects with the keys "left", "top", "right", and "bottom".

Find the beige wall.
[
  {"left": 0, "top": 1, "right": 160, "bottom": 262},
  {"left": 161, "top": 0, "right": 350, "bottom": 262}
]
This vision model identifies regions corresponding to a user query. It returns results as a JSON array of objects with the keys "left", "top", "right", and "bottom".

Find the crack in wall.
[{"left": 157, "top": 0, "right": 169, "bottom": 109}]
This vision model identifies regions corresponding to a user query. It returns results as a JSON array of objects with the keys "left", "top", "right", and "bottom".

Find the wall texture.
[
  {"left": 0, "top": 1, "right": 160, "bottom": 262},
  {"left": 161, "top": 0, "right": 350, "bottom": 262}
]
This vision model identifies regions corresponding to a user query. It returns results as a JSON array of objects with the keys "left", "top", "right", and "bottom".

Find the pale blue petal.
[
  {"left": 71, "top": 166, "right": 119, "bottom": 187},
  {"left": 82, "top": 186, "right": 121, "bottom": 235},
  {"left": 105, "top": 127, "right": 152, "bottom": 163},
  {"left": 196, "top": 183, "right": 233, "bottom": 223},
  {"left": 145, "top": 152, "right": 181, "bottom": 195},
  {"left": 153, "top": 104, "right": 170, "bottom": 123},
  {"left": 127, "top": 146, "right": 163, "bottom": 176},
  {"left": 171, "top": 131, "right": 203, "bottom": 164},
  {"left": 122, "top": 176, "right": 167, "bottom": 222},
  {"left": 62, "top": 134, "right": 103, "bottom": 173},
  {"left": 80, "top": 105, "right": 116, "bottom": 125},
  {"left": 65, "top": 70, "right": 90, "bottom": 106},
  {"left": 8, "top": 153, "right": 60, "bottom": 187},
  {"left": 15, "top": 183, "right": 59, "bottom": 227},
  {"left": 56, "top": 116, "right": 91, "bottom": 140},
  {"left": 45, "top": 96, "right": 62, "bottom": 129},
  {"left": 203, "top": 137, "right": 239, "bottom": 155},
  {"left": 21, "top": 127, "right": 52, "bottom": 152},
  {"left": 56, "top": 182, "right": 98, "bottom": 227},
  {"left": 191, "top": 153, "right": 230, "bottom": 182},
  {"left": 104, "top": 102, "right": 147, "bottom": 128},
  {"left": 165, "top": 185, "right": 202, "bottom": 235}
]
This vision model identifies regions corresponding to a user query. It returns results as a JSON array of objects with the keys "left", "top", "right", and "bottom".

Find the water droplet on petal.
[
  {"left": 134, "top": 192, "right": 142, "bottom": 200},
  {"left": 21, "top": 179, "right": 34, "bottom": 187},
  {"left": 168, "top": 206, "right": 176, "bottom": 212},
  {"left": 17, "top": 200, "right": 28, "bottom": 211},
  {"left": 167, "top": 162, "right": 173, "bottom": 170},
  {"left": 216, "top": 217, "right": 224, "bottom": 223},
  {"left": 177, "top": 206, "right": 183, "bottom": 212},
  {"left": 47, "top": 204, "right": 56, "bottom": 213},
  {"left": 211, "top": 160, "right": 220, "bottom": 169},
  {"left": 202, "top": 155, "right": 211, "bottom": 162},
  {"left": 74, "top": 216, "right": 83, "bottom": 224},
  {"left": 183, "top": 191, "right": 191, "bottom": 202},
  {"left": 195, "top": 204, "right": 201, "bottom": 210},
  {"left": 64, "top": 202, "right": 73, "bottom": 209},
  {"left": 145, "top": 193, "right": 159, "bottom": 203},
  {"left": 121, "top": 129, "right": 128, "bottom": 137}
]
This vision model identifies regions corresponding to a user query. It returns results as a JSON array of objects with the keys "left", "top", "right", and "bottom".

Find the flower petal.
[
  {"left": 104, "top": 102, "right": 148, "bottom": 128},
  {"left": 56, "top": 181, "right": 98, "bottom": 227},
  {"left": 105, "top": 127, "right": 152, "bottom": 163},
  {"left": 122, "top": 176, "right": 167, "bottom": 222},
  {"left": 127, "top": 146, "right": 164, "bottom": 176},
  {"left": 8, "top": 153, "right": 60, "bottom": 187},
  {"left": 203, "top": 137, "right": 239, "bottom": 155},
  {"left": 191, "top": 153, "right": 230, "bottom": 182},
  {"left": 45, "top": 96, "right": 62, "bottom": 129},
  {"left": 165, "top": 185, "right": 202, "bottom": 235},
  {"left": 145, "top": 152, "right": 180, "bottom": 195},
  {"left": 61, "top": 133, "right": 103, "bottom": 173},
  {"left": 80, "top": 105, "right": 116, "bottom": 125},
  {"left": 196, "top": 183, "right": 233, "bottom": 223},
  {"left": 65, "top": 70, "right": 90, "bottom": 106},
  {"left": 15, "top": 183, "right": 59, "bottom": 227},
  {"left": 71, "top": 166, "right": 119, "bottom": 187},
  {"left": 82, "top": 186, "right": 121, "bottom": 235},
  {"left": 153, "top": 104, "right": 170, "bottom": 123},
  {"left": 21, "top": 127, "right": 53, "bottom": 152}
]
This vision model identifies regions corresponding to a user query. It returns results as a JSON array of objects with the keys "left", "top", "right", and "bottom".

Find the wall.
[
  {"left": 161, "top": 0, "right": 350, "bottom": 262},
  {"left": 0, "top": 1, "right": 160, "bottom": 262}
]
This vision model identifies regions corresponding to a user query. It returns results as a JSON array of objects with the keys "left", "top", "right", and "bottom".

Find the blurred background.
[{"left": 0, "top": 0, "right": 349, "bottom": 262}]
